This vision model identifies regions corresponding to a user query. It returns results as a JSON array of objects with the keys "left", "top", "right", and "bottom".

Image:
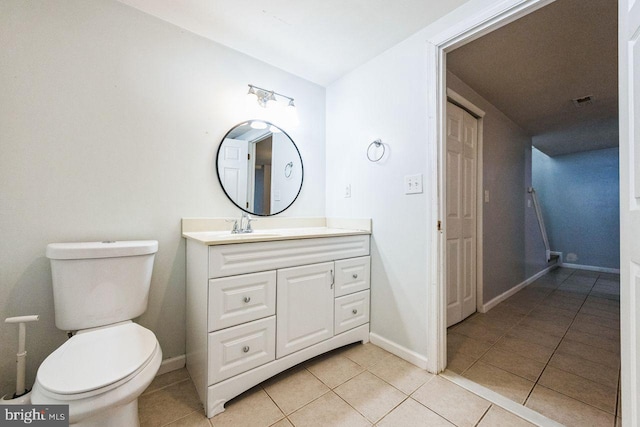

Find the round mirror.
[{"left": 216, "top": 120, "right": 303, "bottom": 216}]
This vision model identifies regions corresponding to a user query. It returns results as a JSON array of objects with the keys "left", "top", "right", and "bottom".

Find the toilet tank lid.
[{"left": 46, "top": 240, "right": 158, "bottom": 260}]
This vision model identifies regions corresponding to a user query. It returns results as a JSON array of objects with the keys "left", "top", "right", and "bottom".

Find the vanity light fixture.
[{"left": 247, "top": 84, "right": 295, "bottom": 110}]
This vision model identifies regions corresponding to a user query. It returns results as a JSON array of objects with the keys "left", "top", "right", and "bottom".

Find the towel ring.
[
  {"left": 367, "top": 139, "right": 385, "bottom": 162},
  {"left": 284, "top": 161, "right": 294, "bottom": 178}
]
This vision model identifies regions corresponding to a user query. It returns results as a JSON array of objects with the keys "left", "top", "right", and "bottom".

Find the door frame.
[
  {"left": 445, "top": 90, "right": 486, "bottom": 321},
  {"left": 425, "top": 0, "right": 556, "bottom": 374}
]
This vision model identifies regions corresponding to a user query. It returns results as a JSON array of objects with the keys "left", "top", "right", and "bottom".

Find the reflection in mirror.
[{"left": 217, "top": 120, "right": 303, "bottom": 216}]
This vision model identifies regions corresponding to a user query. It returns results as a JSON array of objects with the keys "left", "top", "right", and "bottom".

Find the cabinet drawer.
[
  {"left": 208, "top": 317, "right": 275, "bottom": 385},
  {"left": 208, "top": 235, "right": 370, "bottom": 278},
  {"left": 334, "top": 256, "right": 370, "bottom": 297},
  {"left": 335, "top": 290, "right": 370, "bottom": 335},
  {"left": 208, "top": 271, "right": 276, "bottom": 331}
]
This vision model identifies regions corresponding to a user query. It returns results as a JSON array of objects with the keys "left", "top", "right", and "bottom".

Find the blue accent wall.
[{"left": 532, "top": 148, "right": 619, "bottom": 269}]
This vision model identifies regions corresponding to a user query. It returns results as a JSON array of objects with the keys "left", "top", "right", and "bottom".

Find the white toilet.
[{"left": 31, "top": 240, "right": 162, "bottom": 427}]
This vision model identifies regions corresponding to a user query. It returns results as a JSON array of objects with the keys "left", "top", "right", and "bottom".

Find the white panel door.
[
  {"left": 621, "top": 0, "right": 640, "bottom": 423},
  {"left": 446, "top": 102, "right": 477, "bottom": 327},
  {"left": 217, "top": 138, "right": 248, "bottom": 209},
  {"left": 276, "top": 262, "right": 334, "bottom": 358}
]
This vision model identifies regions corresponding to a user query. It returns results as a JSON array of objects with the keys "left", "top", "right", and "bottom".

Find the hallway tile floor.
[
  {"left": 447, "top": 268, "right": 621, "bottom": 427},
  {"left": 138, "top": 343, "right": 535, "bottom": 426}
]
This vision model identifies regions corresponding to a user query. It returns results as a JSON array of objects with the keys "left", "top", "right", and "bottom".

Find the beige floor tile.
[
  {"left": 305, "top": 354, "right": 365, "bottom": 388},
  {"left": 288, "top": 391, "right": 371, "bottom": 427},
  {"left": 556, "top": 339, "right": 620, "bottom": 369},
  {"left": 166, "top": 411, "right": 210, "bottom": 427},
  {"left": 263, "top": 368, "right": 330, "bottom": 415},
  {"left": 209, "top": 387, "right": 285, "bottom": 427},
  {"left": 570, "top": 319, "right": 620, "bottom": 340},
  {"left": 412, "top": 376, "right": 490, "bottom": 427},
  {"left": 143, "top": 368, "right": 191, "bottom": 396},
  {"left": 538, "top": 366, "right": 617, "bottom": 414},
  {"left": 564, "top": 329, "right": 620, "bottom": 353},
  {"left": 452, "top": 319, "right": 506, "bottom": 344},
  {"left": 270, "top": 419, "right": 293, "bottom": 427},
  {"left": 341, "top": 343, "right": 392, "bottom": 368},
  {"left": 493, "top": 336, "right": 554, "bottom": 364},
  {"left": 586, "top": 295, "right": 620, "bottom": 308},
  {"left": 377, "top": 398, "right": 454, "bottom": 427},
  {"left": 575, "top": 313, "right": 620, "bottom": 330},
  {"left": 517, "top": 317, "right": 568, "bottom": 337},
  {"left": 334, "top": 371, "right": 405, "bottom": 423},
  {"left": 526, "top": 308, "right": 575, "bottom": 327},
  {"left": 447, "top": 332, "right": 492, "bottom": 359},
  {"left": 507, "top": 325, "right": 563, "bottom": 349},
  {"left": 446, "top": 351, "right": 478, "bottom": 375},
  {"left": 476, "top": 405, "right": 535, "bottom": 427},
  {"left": 525, "top": 385, "right": 614, "bottom": 427},
  {"left": 138, "top": 379, "right": 203, "bottom": 427},
  {"left": 580, "top": 305, "right": 620, "bottom": 321},
  {"left": 480, "top": 348, "right": 545, "bottom": 382},
  {"left": 548, "top": 352, "right": 619, "bottom": 388},
  {"left": 368, "top": 354, "right": 434, "bottom": 394},
  {"left": 551, "top": 289, "right": 588, "bottom": 301},
  {"left": 462, "top": 361, "right": 535, "bottom": 404}
]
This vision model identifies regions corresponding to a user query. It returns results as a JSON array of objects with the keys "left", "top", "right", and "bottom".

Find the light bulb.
[{"left": 250, "top": 121, "right": 267, "bottom": 130}]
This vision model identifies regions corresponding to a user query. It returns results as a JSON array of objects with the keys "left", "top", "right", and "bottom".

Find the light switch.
[
  {"left": 484, "top": 190, "right": 489, "bottom": 203},
  {"left": 404, "top": 174, "right": 423, "bottom": 194},
  {"left": 345, "top": 184, "right": 351, "bottom": 198}
]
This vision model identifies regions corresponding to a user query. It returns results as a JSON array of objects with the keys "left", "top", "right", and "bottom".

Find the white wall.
[
  {"left": 0, "top": 0, "right": 325, "bottom": 394},
  {"left": 326, "top": 33, "right": 432, "bottom": 358}
]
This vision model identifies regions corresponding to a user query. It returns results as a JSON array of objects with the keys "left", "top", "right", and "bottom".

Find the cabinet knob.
[
  {"left": 352, "top": 273, "right": 358, "bottom": 279},
  {"left": 352, "top": 309, "right": 358, "bottom": 315},
  {"left": 242, "top": 346, "right": 250, "bottom": 353},
  {"left": 243, "top": 296, "right": 251, "bottom": 303}
]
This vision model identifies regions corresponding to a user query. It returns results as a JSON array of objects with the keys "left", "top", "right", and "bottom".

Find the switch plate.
[
  {"left": 344, "top": 184, "right": 351, "bottom": 198},
  {"left": 404, "top": 174, "right": 423, "bottom": 194},
  {"left": 484, "top": 190, "right": 490, "bottom": 203}
]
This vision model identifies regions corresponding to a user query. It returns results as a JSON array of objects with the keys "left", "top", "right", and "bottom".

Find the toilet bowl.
[
  {"left": 32, "top": 322, "right": 162, "bottom": 427},
  {"left": 32, "top": 240, "right": 162, "bottom": 426}
]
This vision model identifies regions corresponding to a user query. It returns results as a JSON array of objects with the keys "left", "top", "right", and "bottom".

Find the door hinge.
[
  {"left": 437, "top": 220, "right": 442, "bottom": 231},
  {"left": 248, "top": 153, "right": 251, "bottom": 160}
]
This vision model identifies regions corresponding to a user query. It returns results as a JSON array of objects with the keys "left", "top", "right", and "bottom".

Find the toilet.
[{"left": 31, "top": 240, "right": 162, "bottom": 427}]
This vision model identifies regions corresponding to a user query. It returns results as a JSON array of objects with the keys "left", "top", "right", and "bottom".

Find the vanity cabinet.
[{"left": 185, "top": 233, "right": 371, "bottom": 418}]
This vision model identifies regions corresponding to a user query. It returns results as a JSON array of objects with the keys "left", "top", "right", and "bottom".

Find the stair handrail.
[{"left": 528, "top": 187, "right": 551, "bottom": 262}]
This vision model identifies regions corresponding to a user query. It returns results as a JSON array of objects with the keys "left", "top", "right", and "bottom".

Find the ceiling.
[
  {"left": 447, "top": 0, "right": 618, "bottom": 156},
  {"left": 116, "top": 0, "right": 470, "bottom": 86}
]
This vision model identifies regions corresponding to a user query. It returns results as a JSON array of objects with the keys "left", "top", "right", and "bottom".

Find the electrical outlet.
[
  {"left": 404, "top": 174, "right": 423, "bottom": 194},
  {"left": 345, "top": 184, "right": 351, "bottom": 198}
]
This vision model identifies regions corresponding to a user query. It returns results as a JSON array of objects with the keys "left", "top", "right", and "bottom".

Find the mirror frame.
[{"left": 216, "top": 120, "right": 304, "bottom": 216}]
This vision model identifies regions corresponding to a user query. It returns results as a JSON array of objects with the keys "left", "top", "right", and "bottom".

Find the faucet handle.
[
  {"left": 225, "top": 218, "right": 240, "bottom": 233},
  {"left": 246, "top": 215, "right": 257, "bottom": 232}
]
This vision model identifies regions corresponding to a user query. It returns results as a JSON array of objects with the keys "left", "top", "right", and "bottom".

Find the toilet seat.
[{"left": 37, "top": 322, "right": 158, "bottom": 398}]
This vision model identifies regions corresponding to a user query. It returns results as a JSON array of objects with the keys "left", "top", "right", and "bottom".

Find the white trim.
[
  {"left": 426, "top": 0, "right": 559, "bottom": 374},
  {"left": 156, "top": 355, "right": 186, "bottom": 376},
  {"left": 441, "top": 371, "right": 563, "bottom": 427},
  {"left": 446, "top": 88, "right": 486, "bottom": 117},
  {"left": 369, "top": 333, "right": 428, "bottom": 369},
  {"left": 480, "top": 263, "right": 558, "bottom": 313},
  {"left": 560, "top": 263, "right": 621, "bottom": 274}
]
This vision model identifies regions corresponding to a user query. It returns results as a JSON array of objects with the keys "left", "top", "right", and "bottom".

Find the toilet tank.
[{"left": 46, "top": 240, "right": 158, "bottom": 331}]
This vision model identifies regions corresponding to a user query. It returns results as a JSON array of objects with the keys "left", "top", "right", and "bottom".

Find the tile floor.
[
  {"left": 138, "top": 343, "right": 535, "bottom": 426},
  {"left": 447, "top": 268, "right": 621, "bottom": 427}
]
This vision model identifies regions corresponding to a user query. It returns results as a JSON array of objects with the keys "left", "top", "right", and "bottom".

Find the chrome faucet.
[{"left": 229, "top": 212, "right": 256, "bottom": 234}]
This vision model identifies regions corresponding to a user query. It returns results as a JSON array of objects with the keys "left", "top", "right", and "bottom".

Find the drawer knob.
[
  {"left": 352, "top": 309, "right": 358, "bottom": 315},
  {"left": 242, "top": 346, "right": 250, "bottom": 353},
  {"left": 243, "top": 296, "right": 251, "bottom": 303},
  {"left": 352, "top": 273, "right": 358, "bottom": 279}
]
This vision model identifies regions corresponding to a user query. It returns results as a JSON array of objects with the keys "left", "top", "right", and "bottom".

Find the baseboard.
[
  {"left": 561, "top": 263, "right": 620, "bottom": 274},
  {"left": 369, "top": 333, "right": 428, "bottom": 369},
  {"left": 480, "top": 263, "right": 558, "bottom": 313},
  {"left": 156, "top": 355, "right": 186, "bottom": 376}
]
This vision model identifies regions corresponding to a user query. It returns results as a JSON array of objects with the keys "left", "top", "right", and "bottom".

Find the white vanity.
[{"left": 182, "top": 218, "right": 372, "bottom": 417}]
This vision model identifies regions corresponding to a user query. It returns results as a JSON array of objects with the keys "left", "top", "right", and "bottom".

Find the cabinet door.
[{"left": 276, "top": 262, "right": 334, "bottom": 358}]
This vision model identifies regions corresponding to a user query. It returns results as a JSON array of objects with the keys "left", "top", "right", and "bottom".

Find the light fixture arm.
[{"left": 248, "top": 84, "right": 295, "bottom": 108}]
